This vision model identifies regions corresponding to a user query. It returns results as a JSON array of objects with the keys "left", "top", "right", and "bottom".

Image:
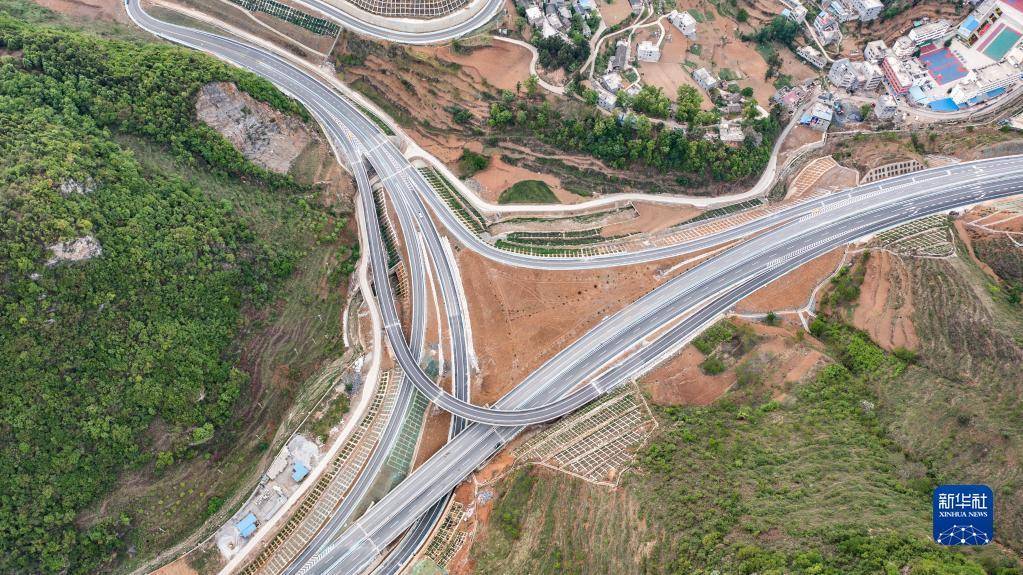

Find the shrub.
[{"left": 701, "top": 355, "right": 727, "bottom": 375}]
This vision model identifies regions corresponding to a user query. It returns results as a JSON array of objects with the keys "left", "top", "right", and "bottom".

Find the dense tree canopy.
[
  {"left": 0, "top": 15, "right": 314, "bottom": 573},
  {"left": 532, "top": 34, "right": 590, "bottom": 74},
  {"left": 490, "top": 96, "right": 782, "bottom": 185}
]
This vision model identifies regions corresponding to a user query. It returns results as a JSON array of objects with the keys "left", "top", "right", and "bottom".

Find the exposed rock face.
[
  {"left": 195, "top": 82, "right": 313, "bottom": 174},
  {"left": 46, "top": 235, "right": 102, "bottom": 266},
  {"left": 59, "top": 177, "right": 95, "bottom": 196}
]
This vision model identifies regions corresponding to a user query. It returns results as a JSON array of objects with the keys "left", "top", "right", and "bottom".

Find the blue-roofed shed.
[
  {"left": 928, "top": 97, "right": 959, "bottom": 112},
  {"left": 237, "top": 513, "right": 257, "bottom": 538},
  {"left": 959, "top": 15, "right": 980, "bottom": 39},
  {"left": 292, "top": 461, "right": 310, "bottom": 483}
]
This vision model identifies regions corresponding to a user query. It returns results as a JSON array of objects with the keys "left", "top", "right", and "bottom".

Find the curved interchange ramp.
[{"left": 124, "top": 3, "right": 1023, "bottom": 573}]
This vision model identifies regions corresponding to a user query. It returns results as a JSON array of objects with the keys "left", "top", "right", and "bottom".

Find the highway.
[
  {"left": 129, "top": 4, "right": 1023, "bottom": 427},
  {"left": 292, "top": 0, "right": 504, "bottom": 44},
  {"left": 308, "top": 174, "right": 1023, "bottom": 575},
  {"left": 124, "top": 3, "right": 1023, "bottom": 573}
]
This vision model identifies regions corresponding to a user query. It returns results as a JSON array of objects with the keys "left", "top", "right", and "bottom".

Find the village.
[{"left": 512, "top": 0, "right": 1023, "bottom": 142}]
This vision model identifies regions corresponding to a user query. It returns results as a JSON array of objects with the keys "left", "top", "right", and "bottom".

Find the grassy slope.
[
  {"left": 0, "top": 3, "right": 357, "bottom": 572},
  {"left": 498, "top": 180, "right": 560, "bottom": 204},
  {"left": 100, "top": 136, "right": 356, "bottom": 574},
  {"left": 474, "top": 248, "right": 1023, "bottom": 575}
]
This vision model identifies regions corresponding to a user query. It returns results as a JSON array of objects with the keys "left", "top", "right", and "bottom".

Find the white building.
[
  {"left": 850, "top": 0, "right": 883, "bottom": 21},
  {"left": 828, "top": 58, "right": 860, "bottom": 89},
  {"left": 546, "top": 12, "right": 564, "bottom": 30},
  {"left": 601, "top": 72, "right": 623, "bottom": 93},
  {"left": 950, "top": 61, "right": 1022, "bottom": 104},
  {"left": 782, "top": 0, "right": 808, "bottom": 21},
  {"left": 637, "top": 41, "right": 661, "bottom": 62},
  {"left": 525, "top": 5, "right": 544, "bottom": 26},
  {"left": 891, "top": 36, "right": 916, "bottom": 59},
  {"left": 864, "top": 39, "right": 889, "bottom": 62},
  {"left": 540, "top": 18, "right": 559, "bottom": 38},
  {"left": 825, "top": 0, "right": 857, "bottom": 23},
  {"left": 862, "top": 62, "right": 884, "bottom": 90},
  {"left": 829, "top": 58, "right": 883, "bottom": 92},
  {"left": 597, "top": 89, "right": 617, "bottom": 110},
  {"left": 908, "top": 19, "right": 951, "bottom": 45},
  {"left": 875, "top": 93, "right": 899, "bottom": 119},
  {"left": 693, "top": 67, "right": 718, "bottom": 90},
  {"left": 805, "top": 98, "right": 834, "bottom": 131},
  {"left": 718, "top": 119, "right": 745, "bottom": 143},
  {"left": 668, "top": 10, "right": 697, "bottom": 39},
  {"left": 797, "top": 45, "right": 828, "bottom": 69},
  {"left": 814, "top": 11, "right": 843, "bottom": 45}
]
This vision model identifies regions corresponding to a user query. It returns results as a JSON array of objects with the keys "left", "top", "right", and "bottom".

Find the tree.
[
  {"left": 676, "top": 85, "right": 703, "bottom": 123},
  {"left": 191, "top": 423, "right": 215, "bottom": 445},
  {"left": 525, "top": 74, "right": 540, "bottom": 97},
  {"left": 628, "top": 85, "right": 672, "bottom": 118}
]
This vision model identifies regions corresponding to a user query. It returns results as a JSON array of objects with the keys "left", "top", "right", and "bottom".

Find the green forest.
[
  {"left": 0, "top": 12, "right": 337, "bottom": 574},
  {"left": 488, "top": 93, "right": 780, "bottom": 186}
]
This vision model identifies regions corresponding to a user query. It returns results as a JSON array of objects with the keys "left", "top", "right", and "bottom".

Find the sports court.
[
  {"left": 982, "top": 25, "right": 1022, "bottom": 60},
  {"left": 919, "top": 45, "right": 969, "bottom": 85}
]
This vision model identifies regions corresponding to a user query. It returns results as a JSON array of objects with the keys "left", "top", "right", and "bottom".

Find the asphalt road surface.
[{"left": 125, "top": 4, "right": 1023, "bottom": 573}]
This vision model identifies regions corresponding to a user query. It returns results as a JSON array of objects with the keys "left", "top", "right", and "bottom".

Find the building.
[
  {"left": 613, "top": 41, "right": 629, "bottom": 70},
  {"left": 291, "top": 461, "right": 310, "bottom": 482},
  {"left": 797, "top": 45, "right": 828, "bottom": 69},
  {"left": 237, "top": 513, "right": 258, "bottom": 539},
  {"left": 849, "top": 0, "right": 883, "bottom": 21},
  {"left": 780, "top": 0, "right": 808, "bottom": 21},
  {"left": 628, "top": 0, "right": 643, "bottom": 14},
  {"left": 575, "top": 0, "right": 596, "bottom": 11},
  {"left": 908, "top": 19, "right": 951, "bottom": 45},
  {"left": 624, "top": 83, "right": 642, "bottom": 97},
  {"left": 803, "top": 94, "right": 835, "bottom": 131},
  {"left": 864, "top": 39, "right": 889, "bottom": 62},
  {"left": 813, "top": 11, "right": 843, "bottom": 45},
  {"left": 828, "top": 58, "right": 861, "bottom": 90},
  {"left": 958, "top": 0, "right": 999, "bottom": 43},
  {"left": 772, "top": 86, "right": 806, "bottom": 112},
  {"left": 601, "top": 72, "right": 623, "bottom": 92},
  {"left": 825, "top": 0, "right": 857, "bottom": 22},
  {"left": 950, "top": 61, "right": 1022, "bottom": 104},
  {"left": 880, "top": 54, "right": 930, "bottom": 94},
  {"left": 693, "top": 67, "right": 718, "bottom": 90},
  {"left": 891, "top": 36, "right": 916, "bottom": 60},
  {"left": 668, "top": 10, "right": 697, "bottom": 38},
  {"left": 546, "top": 12, "right": 564, "bottom": 30},
  {"left": 718, "top": 91, "right": 745, "bottom": 114},
  {"left": 637, "top": 40, "right": 660, "bottom": 62},
  {"left": 862, "top": 62, "right": 883, "bottom": 90},
  {"left": 875, "top": 93, "right": 899, "bottom": 119},
  {"left": 718, "top": 119, "right": 745, "bottom": 143},
  {"left": 802, "top": 99, "right": 834, "bottom": 130},
  {"left": 540, "top": 18, "right": 559, "bottom": 38},
  {"left": 596, "top": 89, "right": 617, "bottom": 110},
  {"left": 828, "top": 58, "right": 883, "bottom": 92},
  {"left": 525, "top": 5, "right": 544, "bottom": 26},
  {"left": 557, "top": 5, "right": 571, "bottom": 22}
]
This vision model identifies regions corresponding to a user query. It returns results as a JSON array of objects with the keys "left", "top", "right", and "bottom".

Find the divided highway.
[{"left": 124, "top": 4, "right": 1023, "bottom": 573}]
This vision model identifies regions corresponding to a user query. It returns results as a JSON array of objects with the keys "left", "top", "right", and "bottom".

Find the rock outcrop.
[{"left": 196, "top": 82, "right": 314, "bottom": 174}]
